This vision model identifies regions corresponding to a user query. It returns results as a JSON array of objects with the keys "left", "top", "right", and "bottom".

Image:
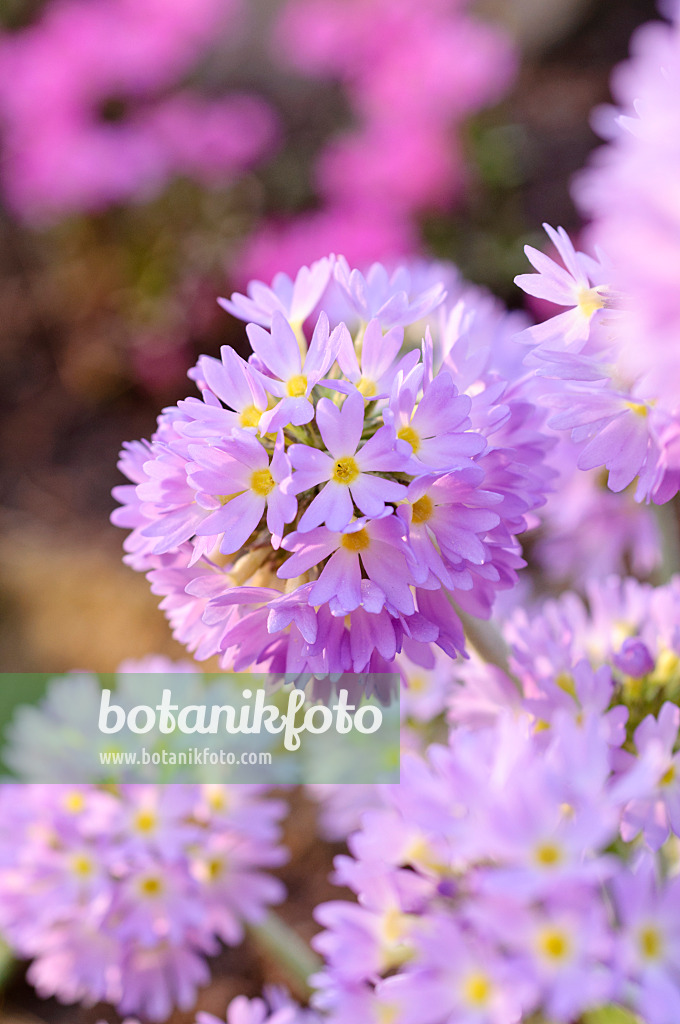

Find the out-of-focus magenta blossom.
[
  {"left": 113, "top": 256, "right": 553, "bottom": 678},
  {"left": 516, "top": 9, "right": 680, "bottom": 504},
  {"left": 0, "top": 779, "right": 287, "bottom": 1020},
  {"left": 0, "top": 0, "right": 278, "bottom": 220},
  {"left": 240, "top": 0, "right": 516, "bottom": 281}
]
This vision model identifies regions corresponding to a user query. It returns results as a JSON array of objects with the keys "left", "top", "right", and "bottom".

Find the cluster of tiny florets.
[{"left": 113, "top": 256, "right": 553, "bottom": 677}]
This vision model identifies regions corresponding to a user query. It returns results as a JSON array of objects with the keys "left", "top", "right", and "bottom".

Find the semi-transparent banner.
[{"left": 0, "top": 672, "right": 400, "bottom": 783}]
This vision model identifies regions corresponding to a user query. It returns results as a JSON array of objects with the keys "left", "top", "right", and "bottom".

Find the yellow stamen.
[
  {"left": 239, "top": 404, "right": 261, "bottom": 428},
  {"left": 398, "top": 425, "right": 420, "bottom": 453},
  {"left": 411, "top": 494, "right": 434, "bottom": 524},
  {"left": 332, "top": 456, "right": 360, "bottom": 485},
  {"left": 538, "top": 927, "right": 571, "bottom": 962},
  {"left": 138, "top": 876, "right": 163, "bottom": 896},
  {"left": 555, "top": 671, "right": 576, "bottom": 699},
  {"left": 251, "top": 468, "right": 275, "bottom": 496},
  {"left": 462, "top": 972, "right": 493, "bottom": 1007},
  {"left": 660, "top": 763, "right": 676, "bottom": 787},
  {"left": 287, "top": 374, "right": 307, "bottom": 397},
  {"left": 71, "top": 854, "right": 94, "bottom": 878},
  {"left": 357, "top": 376, "right": 377, "bottom": 398},
  {"left": 577, "top": 286, "right": 605, "bottom": 319},
  {"left": 626, "top": 401, "right": 648, "bottom": 418},
  {"left": 206, "top": 857, "right": 225, "bottom": 881},
  {"left": 638, "top": 925, "right": 663, "bottom": 961},
  {"left": 534, "top": 841, "right": 563, "bottom": 867},
  {"left": 63, "top": 791, "right": 85, "bottom": 814},
  {"left": 341, "top": 529, "right": 370, "bottom": 552},
  {"left": 133, "top": 809, "right": 157, "bottom": 833}
]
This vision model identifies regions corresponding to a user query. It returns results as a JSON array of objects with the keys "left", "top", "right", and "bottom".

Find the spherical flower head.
[
  {"left": 113, "top": 255, "right": 552, "bottom": 678},
  {"left": 0, "top": 781, "right": 287, "bottom": 1020}
]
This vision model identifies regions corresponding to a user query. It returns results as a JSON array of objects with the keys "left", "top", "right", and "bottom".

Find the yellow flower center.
[
  {"left": 133, "top": 809, "right": 157, "bottom": 833},
  {"left": 398, "top": 425, "right": 421, "bottom": 453},
  {"left": 538, "top": 926, "right": 571, "bottom": 962},
  {"left": 638, "top": 925, "right": 663, "bottom": 961},
  {"left": 408, "top": 674, "right": 426, "bottom": 693},
  {"left": 70, "top": 853, "right": 94, "bottom": 878},
  {"left": 239, "top": 404, "right": 261, "bottom": 428},
  {"left": 534, "top": 841, "right": 563, "bottom": 867},
  {"left": 251, "top": 468, "right": 275, "bottom": 496},
  {"left": 577, "top": 286, "right": 605, "bottom": 319},
  {"left": 660, "top": 763, "right": 676, "bottom": 787},
  {"left": 375, "top": 1004, "right": 398, "bottom": 1024},
  {"left": 411, "top": 494, "right": 433, "bottom": 524},
  {"left": 341, "top": 529, "right": 370, "bottom": 552},
  {"left": 332, "top": 456, "right": 360, "bottom": 485},
  {"left": 287, "top": 374, "right": 308, "bottom": 397},
  {"left": 205, "top": 785, "right": 228, "bottom": 811},
  {"left": 206, "top": 857, "right": 225, "bottom": 881},
  {"left": 63, "top": 791, "right": 85, "bottom": 814},
  {"left": 555, "top": 671, "right": 576, "bottom": 698},
  {"left": 462, "top": 972, "right": 493, "bottom": 1007},
  {"left": 651, "top": 649, "right": 680, "bottom": 685},
  {"left": 625, "top": 401, "right": 648, "bottom": 418},
  {"left": 357, "top": 376, "right": 377, "bottom": 398},
  {"left": 138, "top": 875, "right": 163, "bottom": 896}
]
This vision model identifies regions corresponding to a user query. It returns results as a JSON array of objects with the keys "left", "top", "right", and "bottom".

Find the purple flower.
[
  {"left": 218, "top": 257, "right": 334, "bottom": 329},
  {"left": 189, "top": 430, "right": 296, "bottom": 553},
  {"left": 113, "top": 255, "right": 553, "bottom": 676},
  {"left": 621, "top": 703, "right": 680, "bottom": 850},
  {"left": 386, "top": 369, "right": 486, "bottom": 473},
  {"left": 247, "top": 311, "right": 346, "bottom": 432},
  {"left": 515, "top": 224, "right": 608, "bottom": 349},
  {"left": 278, "top": 514, "right": 417, "bottom": 616},
  {"left": 290, "top": 391, "right": 407, "bottom": 532},
  {"left": 0, "top": 779, "right": 287, "bottom": 1020}
]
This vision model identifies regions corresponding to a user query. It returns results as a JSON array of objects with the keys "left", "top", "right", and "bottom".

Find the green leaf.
[{"left": 582, "top": 1006, "right": 640, "bottom": 1024}]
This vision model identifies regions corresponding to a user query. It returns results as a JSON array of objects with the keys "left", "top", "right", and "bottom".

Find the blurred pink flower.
[{"left": 0, "top": 0, "right": 277, "bottom": 220}]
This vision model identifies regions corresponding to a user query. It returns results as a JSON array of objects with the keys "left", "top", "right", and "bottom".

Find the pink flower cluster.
[
  {"left": 0, "top": 782, "right": 286, "bottom": 1020},
  {"left": 240, "top": 0, "right": 516, "bottom": 280},
  {"left": 0, "top": 0, "right": 278, "bottom": 220},
  {"left": 112, "top": 255, "right": 553, "bottom": 677},
  {"left": 312, "top": 582, "right": 680, "bottom": 1024}
]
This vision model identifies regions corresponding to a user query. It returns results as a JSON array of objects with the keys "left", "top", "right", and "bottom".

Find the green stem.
[
  {"left": 453, "top": 604, "right": 523, "bottom": 696},
  {"left": 247, "top": 911, "right": 322, "bottom": 1000},
  {"left": 0, "top": 938, "right": 15, "bottom": 989},
  {"left": 652, "top": 497, "right": 680, "bottom": 583}
]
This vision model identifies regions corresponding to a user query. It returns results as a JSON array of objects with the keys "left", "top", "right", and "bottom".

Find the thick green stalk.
[
  {"left": 454, "top": 604, "right": 523, "bottom": 696},
  {"left": 652, "top": 497, "right": 680, "bottom": 583},
  {"left": 247, "top": 911, "right": 322, "bottom": 1000}
]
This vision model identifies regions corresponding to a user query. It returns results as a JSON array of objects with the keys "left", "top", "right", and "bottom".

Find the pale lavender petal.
[
  {"left": 289, "top": 447, "right": 332, "bottom": 493},
  {"left": 335, "top": 324, "right": 361, "bottom": 381},
  {"left": 277, "top": 528, "right": 338, "bottom": 577},
  {"left": 266, "top": 487, "right": 297, "bottom": 546},
  {"left": 197, "top": 491, "right": 264, "bottom": 552},
  {"left": 259, "top": 396, "right": 314, "bottom": 433},
  {"left": 359, "top": 320, "right": 403, "bottom": 380},
  {"left": 299, "top": 481, "right": 352, "bottom": 533},
  {"left": 246, "top": 312, "right": 301, "bottom": 380},
  {"left": 350, "top": 473, "right": 406, "bottom": 517},
  {"left": 412, "top": 374, "right": 471, "bottom": 436},
  {"left": 361, "top": 542, "right": 415, "bottom": 615},
  {"left": 309, "top": 548, "right": 362, "bottom": 611},
  {"left": 356, "top": 425, "right": 408, "bottom": 472},
  {"left": 316, "top": 392, "right": 363, "bottom": 457}
]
